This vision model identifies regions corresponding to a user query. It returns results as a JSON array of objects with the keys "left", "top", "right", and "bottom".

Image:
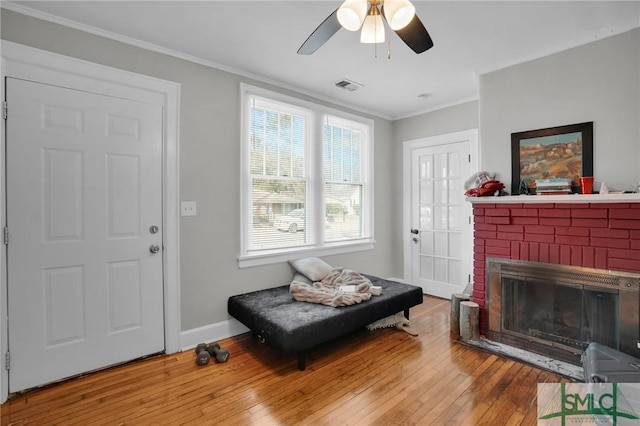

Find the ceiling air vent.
[{"left": 334, "top": 79, "right": 363, "bottom": 92}]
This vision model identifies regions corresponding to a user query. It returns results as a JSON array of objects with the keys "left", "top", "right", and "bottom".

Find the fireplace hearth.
[{"left": 486, "top": 258, "right": 640, "bottom": 365}]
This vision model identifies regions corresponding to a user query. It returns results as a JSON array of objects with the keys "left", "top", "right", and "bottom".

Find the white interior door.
[
  {"left": 6, "top": 77, "right": 165, "bottom": 393},
  {"left": 406, "top": 132, "right": 476, "bottom": 299}
]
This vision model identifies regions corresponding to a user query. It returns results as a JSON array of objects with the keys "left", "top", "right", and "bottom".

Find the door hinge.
[
  {"left": 5, "top": 352, "right": 9, "bottom": 371},
  {"left": 3, "top": 227, "right": 8, "bottom": 245},
  {"left": 3, "top": 101, "right": 7, "bottom": 120},
  {"left": 468, "top": 154, "right": 471, "bottom": 163}
]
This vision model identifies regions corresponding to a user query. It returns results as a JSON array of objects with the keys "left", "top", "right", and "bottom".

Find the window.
[{"left": 240, "top": 84, "right": 374, "bottom": 267}]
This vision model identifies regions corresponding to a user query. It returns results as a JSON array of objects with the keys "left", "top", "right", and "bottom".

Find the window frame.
[{"left": 239, "top": 84, "right": 374, "bottom": 268}]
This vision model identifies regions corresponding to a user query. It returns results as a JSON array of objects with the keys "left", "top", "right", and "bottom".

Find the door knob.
[
  {"left": 149, "top": 244, "right": 161, "bottom": 254},
  {"left": 411, "top": 228, "right": 419, "bottom": 234},
  {"left": 412, "top": 237, "right": 419, "bottom": 243}
]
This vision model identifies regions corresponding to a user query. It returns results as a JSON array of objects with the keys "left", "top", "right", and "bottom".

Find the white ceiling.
[{"left": 5, "top": 1, "right": 640, "bottom": 120}]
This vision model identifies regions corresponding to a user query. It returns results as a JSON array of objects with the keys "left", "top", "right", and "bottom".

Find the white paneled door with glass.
[{"left": 406, "top": 132, "right": 475, "bottom": 299}]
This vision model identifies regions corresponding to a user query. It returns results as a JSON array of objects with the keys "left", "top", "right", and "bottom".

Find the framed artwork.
[{"left": 511, "top": 122, "right": 593, "bottom": 194}]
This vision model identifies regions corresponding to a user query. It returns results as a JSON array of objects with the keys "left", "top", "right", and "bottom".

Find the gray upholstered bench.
[{"left": 228, "top": 274, "right": 423, "bottom": 370}]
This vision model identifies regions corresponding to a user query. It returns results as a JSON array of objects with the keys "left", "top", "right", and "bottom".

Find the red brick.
[
  {"left": 632, "top": 240, "right": 640, "bottom": 250},
  {"left": 608, "top": 258, "right": 640, "bottom": 274},
  {"left": 473, "top": 253, "right": 486, "bottom": 261},
  {"left": 485, "top": 216, "right": 510, "bottom": 225},
  {"left": 549, "top": 244, "right": 560, "bottom": 264},
  {"left": 572, "top": 218, "right": 608, "bottom": 228},
  {"left": 474, "top": 245, "right": 485, "bottom": 254},
  {"left": 590, "top": 237, "right": 630, "bottom": 249},
  {"left": 486, "top": 208, "right": 510, "bottom": 217},
  {"left": 582, "top": 247, "right": 595, "bottom": 268},
  {"left": 497, "top": 224, "right": 524, "bottom": 233},
  {"left": 486, "top": 246, "right": 511, "bottom": 256},
  {"left": 525, "top": 203, "right": 554, "bottom": 208},
  {"left": 571, "top": 248, "right": 582, "bottom": 266},
  {"left": 590, "top": 228, "right": 629, "bottom": 239},
  {"left": 473, "top": 260, "right": 485, "bottom": 269},
  {"left": 511, "top": 241, "right": 520, "bottom": 259},
  {"left": 520, "top": 242, "right": 530, "bottom": 260},
  {"left": 497, "top": 232, "right": 524, "bottom": 241},
  {"left": 512, "top": 217, "right": 539, "bottom": 225},
  {"left": 631, "top": 230, "right": 640, "bottom": 239},
  {"left": 487, "top": 239, "right": 511, "bottom": 248},
  {"left": 474, "top": 216, "right": 485, "bottom": 224},
  {"left": 527, "top": 234, "right": 555, "bottom": 244},
  {"left": 539, "top": 243, "right": 550, "bottom": 263},
  {"left": 556, "top": 227, "right": 590, "bottom": 236},
  {"left": 597, "top": 203, "right": 631, "bottom": 209},
  {"left": 556, "top": 235, "right": 590, "bottom": 246},
  {"left": 473, "top": 206, "right": 486, "bottom": 216},
  {"left": 474, "top": 238, "right": 486, "bottom": 246},
  {"left": 539, "top": 208, "right": 571, "bottom": 217},
  {"left": 529, "top": 242, "right": 540, "bottom": 262},
  {"left": 475, "top": 230, "right": 496, "bottom": 239},
  {"left": 608, "top": 248, "right": 640, "bottom": 261},
  {"left": 526, "top": 225, "right": 555, "bottom": 235},
  {"left": 610, "top": 219, "right": 640, "bottom": 230},
  {"left": 560, "top": 246, "right": 572, "bottom": 265},
  {"left": 556, "top": 203, "right": 590, "bottom": 209},
  {"left": 571, "top": 208, "right": 608, "bottom": 218},
  {"left": 475, "top": 224, "right": 497, "bottom": 232},
  {"left": 511, "top": 208, "right": 539, "bottom": 217},
  {"left": 540, "top": 217, "right": 571, "bottom": 227},
  {"left": 610, "top": 209, "right": 640, "bottom": 219},
  {"left": 595, "top": 247, "right": 608, "bottom": 269}
]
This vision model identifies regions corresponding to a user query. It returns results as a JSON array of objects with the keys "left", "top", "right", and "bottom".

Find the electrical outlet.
[{"left": 181, "top": 201, "right": 197, "bottom": 217}]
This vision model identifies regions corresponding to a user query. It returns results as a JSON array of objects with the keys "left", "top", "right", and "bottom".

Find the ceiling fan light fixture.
[
  {"left": 337, "top": 0, "right": 368, "bottom": 31},
  {"left": 383, "top": 0, "right": 416, "bottom": 30},
  {"left": 360, "top": 6, "right": 385, "bottom": 44}
]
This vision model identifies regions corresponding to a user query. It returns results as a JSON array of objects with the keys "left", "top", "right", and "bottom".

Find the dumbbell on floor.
[
  {"left": 195, "top": 343, "right": 211, "bottom": 366},
  {"left": 207, "top": 343, "right": 230, "bottom": 363}
]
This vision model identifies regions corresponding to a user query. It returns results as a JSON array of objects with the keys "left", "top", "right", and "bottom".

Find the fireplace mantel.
[{"left": 467, "top": 193, "right": 640, "bottom": 204}]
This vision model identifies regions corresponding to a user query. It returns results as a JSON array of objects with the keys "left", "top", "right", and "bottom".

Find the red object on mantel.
[
  {"left": 469, "top": 199, "right": 640, "bottom": 333},
  {"left": 579, "top": 176, "right": 595, "bottom": 194}
]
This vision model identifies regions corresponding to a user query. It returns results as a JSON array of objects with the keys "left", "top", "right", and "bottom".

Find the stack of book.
[{"left": 535, "top": 178, "right": 571, "bottom": 195}]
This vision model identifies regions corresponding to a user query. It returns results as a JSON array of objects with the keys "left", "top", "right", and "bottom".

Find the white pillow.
[{"left": 289, "top": 257, "right": 333, "bottom": 281}]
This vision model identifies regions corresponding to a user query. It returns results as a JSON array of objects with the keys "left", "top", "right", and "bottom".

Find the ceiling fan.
[{"left": 297, "top": 0, "right": 434, "bottom": 55}]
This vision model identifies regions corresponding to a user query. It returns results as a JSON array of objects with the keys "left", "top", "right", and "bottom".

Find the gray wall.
[
  {"left": 1, "top": 10, "right": 401, "bottom": 331},
  {"left": 480, "top": 27, "right": 640, "bottom": 192},
  {"left": 3, "top": 9, "right": 639, "bottom": 333}
]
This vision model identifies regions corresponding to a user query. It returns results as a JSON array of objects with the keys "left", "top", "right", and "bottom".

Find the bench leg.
[
  {"left": 297, "top": 352, "right": 306, "bottom": 371},
  {"left": 404, "top": 308, "right": 410, "bottom": 320}
]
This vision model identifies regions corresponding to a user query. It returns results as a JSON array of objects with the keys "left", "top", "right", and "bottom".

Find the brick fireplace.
[{"left": 469, "top": 195, "right": 640, "bottom": 335}]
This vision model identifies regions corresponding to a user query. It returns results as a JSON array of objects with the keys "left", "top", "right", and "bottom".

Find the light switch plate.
[{"left": 181, "top": 201, "right": 197, "bottom": 217}]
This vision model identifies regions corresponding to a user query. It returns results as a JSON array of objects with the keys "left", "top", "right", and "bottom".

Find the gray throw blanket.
[{"left": 289, "top": 268, "right": 380, "bottom": 307}]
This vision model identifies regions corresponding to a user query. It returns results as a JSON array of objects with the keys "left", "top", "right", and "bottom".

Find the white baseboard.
[
  {"left": 387, "top": 276, "right": 409, "bottom": 283},
  {"left": 180, "top": 318, "right": 249, "bottom": 351}
]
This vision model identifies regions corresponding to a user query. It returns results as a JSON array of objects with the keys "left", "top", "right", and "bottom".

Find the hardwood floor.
[{"left": 2, "top": 296, "right": 568, "bottom": 425}]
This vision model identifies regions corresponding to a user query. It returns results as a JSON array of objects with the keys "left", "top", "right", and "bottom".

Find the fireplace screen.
[
  {"left": 502, "top": 277, "right": 618, "bottom": 351},
  {"left": 487, "top": 259, "right": 640, "bottom": 365}
]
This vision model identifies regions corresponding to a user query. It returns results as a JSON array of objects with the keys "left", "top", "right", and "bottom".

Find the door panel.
[
  {"left": 6, "top": 78, "right": 164, "bottom": 392},
  {"left": 410, "top": 140, "right": 473, "bottom": 299}
]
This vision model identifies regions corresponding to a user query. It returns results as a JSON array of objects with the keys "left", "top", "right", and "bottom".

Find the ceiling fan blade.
[
  {"left": 297, "top": 8, "right": 342, "bottom": 55},
  {"left": 384, "top": 9, "right": 434, "bottom": 54}
]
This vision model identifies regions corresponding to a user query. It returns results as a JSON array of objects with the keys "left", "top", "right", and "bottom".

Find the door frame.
[
  {"left": 0, "top": 41, "right": 181, "bottom": 402},
  {"left": 402, "top": 129, "right": 479, "bottom": 288}
]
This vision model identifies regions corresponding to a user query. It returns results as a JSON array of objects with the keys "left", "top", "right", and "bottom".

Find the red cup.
[{"left": 579, "top": 177, "right": 595, "bottom": 194}]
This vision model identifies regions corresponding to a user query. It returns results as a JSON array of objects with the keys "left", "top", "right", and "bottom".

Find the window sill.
[{"left": 237, "top": 239, "right": 376, "bottom": 269}]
